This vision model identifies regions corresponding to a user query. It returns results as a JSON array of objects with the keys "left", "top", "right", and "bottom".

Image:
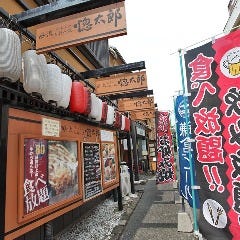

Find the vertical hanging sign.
[
  {"left": 183, "top": 30, "right": 240, "bottom": 238},
  {"left": 24, "top": 139, "right": 49, "bottom": 214},
  {"left": 156, "top": 111, "right": 176, "bottom": 184},
  {"left": 213, "top": 30, "right": 240, "bottom": 239},
  {"left": 174, "top": 94, "right": 199, "bottom": 208}
]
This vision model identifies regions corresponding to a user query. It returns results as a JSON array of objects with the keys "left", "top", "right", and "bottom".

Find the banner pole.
[
  {"left": 178, "top": 49, "right": 199, "bottom": 234},
  {"left": 172, "top": 93, "right": 185, "bottom": 212}
]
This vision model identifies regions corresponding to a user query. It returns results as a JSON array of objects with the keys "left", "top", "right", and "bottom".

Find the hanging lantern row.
[{"left": 0, "top": 28, "right": 130, "bottom": 132}]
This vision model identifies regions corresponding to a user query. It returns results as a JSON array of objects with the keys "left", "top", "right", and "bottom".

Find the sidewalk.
[{"left": 119, "top": 175, "right": 196, "bottom": 240}]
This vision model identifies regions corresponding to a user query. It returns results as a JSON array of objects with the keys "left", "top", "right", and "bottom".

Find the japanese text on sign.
[
  {"left": 36, "top": 2, "right": 126, "bottom": 53},
  {"left": 95, "top": 71, "right": 148, "bottom": 96},
  {"left": 42, "top": 118, "right": 60, "bottom": 137},
  {"left": 24, "top": 139, "right": 49, "bottom": 214},
  {"left": 131, "top": 109, "right": 155, "bottom": 120},
  {"left": 82, "top": 143, "right": 102, "bottom": 199},
  {"left": 156, "top": 112, "right": 176, "bottom": 184},
  {"left": 186, "top": 48, "right": 224, "bottom": 194},
  {"left": 174, "top": 95, "right": 198, "bottom": 207},
  {"left": 118, "top": 97, "right": 154, "bottom": 111}
]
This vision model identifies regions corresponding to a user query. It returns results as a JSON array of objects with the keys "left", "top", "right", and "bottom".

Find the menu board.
[
  {"left": 82, "top": 143, "right": 102, "bottom": 200},
  {"left": 24, "top": 138, "right": 78, "bottom": 215}
]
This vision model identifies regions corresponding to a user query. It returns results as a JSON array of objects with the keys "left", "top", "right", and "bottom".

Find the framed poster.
[
  {"left": 82, "top": 142, "right": 102, "bottom": 200},
  {"left": 101, "top": 143, "right": 117, "bottom": 183},
  {"left": 48, "top": 140, "right": 79, "bottom": 204},
  {"left": 19, "top": 135, "right": 80, "bottom": 222}
]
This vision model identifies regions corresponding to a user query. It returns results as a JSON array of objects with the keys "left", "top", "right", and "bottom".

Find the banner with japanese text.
[
  {"left": 24, "top": 139, "right": 48, "bottom": 214},
  {"left": 174, "top": 95, "right": 199, "bottom": 208},
  {"left": 183, "top": 30, "right": 240, "bottom": 239},
  {"left": 213, "top": 29, "right": 240, "bottom": 239},
  {"left": 24, "top": 139, "right": 78, "bottom": 215},
  {"left": 156, "top": 111, "right": 176, "bottom": 184}
]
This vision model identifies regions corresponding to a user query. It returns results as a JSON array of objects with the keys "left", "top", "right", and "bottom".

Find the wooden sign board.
[
  {"left": 5, "top": 108, "right": 120, "bottom": 239},
  {"left": 36, "top": 2, "right": 127, "bottom": 53},
  {"left": 118, "top": 97, "right": 154, "bottom": 111},
  {"left": 146, "top": 118, "right": 156, "bottom": 140},
  {"left": 95, "top": 71, "right": 148, "bottom": 96},
  {"left": 130, "top": 109, "right": 155, "bottom": 120}
]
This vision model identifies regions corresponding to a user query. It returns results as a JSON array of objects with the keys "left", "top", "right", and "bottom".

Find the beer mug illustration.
[{"left": 222, "top": 49, "right": 240, "bottom": 77}]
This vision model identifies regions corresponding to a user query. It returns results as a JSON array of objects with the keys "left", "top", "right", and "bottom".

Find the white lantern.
[
  {"left": 106, "top": 105, "right": 115, "bottom": 125},
  {"left": 89, "top": 93, "right": 98, "bottom": 119},
  {"left": 121, "top": 115, "right": 126, "bottom": 130},
  {"left": 57, "top": 74, "right": 72, "bottom": 108},
  {"left": 0, "top": 28, "right": 21, "bottom": 82},
  {"left": 91, "top": 97, "right": 103, "bottom": 122},
  {"left": 22, "top": 50, "right": 47, "bottom": 95},
  {"left": 42, "top": 64, "right": 62, "bottom": 103}
]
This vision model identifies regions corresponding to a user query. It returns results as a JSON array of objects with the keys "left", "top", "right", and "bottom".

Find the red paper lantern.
[
  {"left": 70, "top": 81, "right": 91, "bottom": 115},
  {"left": 114, "top": 111, "right": 122, "bottom": 129},
  {"left": 125, "top": 117, "right": 131, "bottom": 132},
  {"left": 101, "top": 102, "right": 108, "bottom": 123},
  {"left": 84, "top": 87, "right": 91, "bottom": 115}
]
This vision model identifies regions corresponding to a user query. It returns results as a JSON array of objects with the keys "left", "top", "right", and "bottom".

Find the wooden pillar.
[{"left": 0, "top": 103, "right": 9, "bottom": 240}]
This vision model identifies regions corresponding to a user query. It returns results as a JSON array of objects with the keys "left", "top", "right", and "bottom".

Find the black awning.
[
  {"left": 14, "top": 0, "right": 124, "bottom": 27},
  {"left": 82, "top": 61, "right": 145, "bottom": 79},
  {"left": 108, "top": 89, "right": 153, "bottom": 100}
]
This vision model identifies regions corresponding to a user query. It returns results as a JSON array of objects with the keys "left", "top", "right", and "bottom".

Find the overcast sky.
[{"left": 109, "top": 0, "right": 230, "bottom": 113}]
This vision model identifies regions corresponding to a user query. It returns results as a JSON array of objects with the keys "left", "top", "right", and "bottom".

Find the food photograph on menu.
[
  {"left": 102, "top": 143, "right": 116, "bottom": 182},
  {"left": 48, "top": 140, "right": 79, "bottom": 204},
  {"left": 23, "top": 138, "right": 79, "bottom": 215}
]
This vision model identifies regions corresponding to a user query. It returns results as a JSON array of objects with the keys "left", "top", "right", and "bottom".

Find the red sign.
[
  {"left": 184, "top": 30, "right": 240, "bottom": 239},
  {"left": 213, "top": 30, "right": 240, "bottom": 239},
  {"left": 24, "top": 139, "right": 48, "bottom": 214},
  {"left": 156, "top": 111, "right": 176, "bottom": 184}
]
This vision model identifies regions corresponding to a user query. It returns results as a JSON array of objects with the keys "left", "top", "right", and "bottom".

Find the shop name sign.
[
  {"left": 118, "top": 97, "right": 154, "bottom": 111},
  {"left": 36, "top": 2, "right": 127, "bottom": 53},
  {"left": 95, "top": 71, "right": 148, "bottom": 96},
  {"left": 131, "top": 109, "right": 155, "bottom": 120}
]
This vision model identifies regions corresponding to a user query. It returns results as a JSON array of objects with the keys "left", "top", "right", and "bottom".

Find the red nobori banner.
[
  {"left": 184, "top": 29, "right": 240, "bottom": 239},
  {"left": 156, "top": 111, "right": 176, "bottom": 184},
  {"left": 213, "top": 29, "right": 240, "bottom": 239}
]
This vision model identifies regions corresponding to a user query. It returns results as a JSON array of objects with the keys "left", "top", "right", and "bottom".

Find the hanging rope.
[{"left": 170, "top": 23, "right": 240, "bottom": 55}]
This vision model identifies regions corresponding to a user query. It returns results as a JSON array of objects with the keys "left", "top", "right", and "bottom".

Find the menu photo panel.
[
  {"left": 101, "top": 142, "right": 117, "bottom": 184},
  {"left": 18, "top": 135, "right": 81, "bottom": 222}
]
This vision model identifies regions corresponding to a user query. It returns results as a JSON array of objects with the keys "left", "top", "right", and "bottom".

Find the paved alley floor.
[{"left": 120, "top": 177, "right": 196, "bottom": 240}]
